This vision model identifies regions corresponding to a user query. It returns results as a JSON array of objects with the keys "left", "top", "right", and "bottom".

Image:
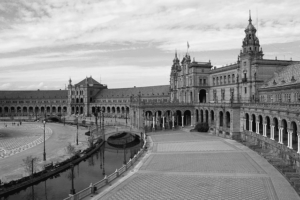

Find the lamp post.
[
  {"left": 76, "top": 112, "right": 79, "bottom": 145},
  {"left": 43, "top": 120, "right": 46, "bottom": 161}
]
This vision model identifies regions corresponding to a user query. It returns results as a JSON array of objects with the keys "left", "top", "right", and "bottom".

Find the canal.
[{"left": 1, "top": 137, "right": 142, "bottom": 200}]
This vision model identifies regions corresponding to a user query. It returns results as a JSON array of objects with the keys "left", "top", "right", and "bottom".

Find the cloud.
[{"left": 0, "top": 0, "right": 299, "bottom": 90}]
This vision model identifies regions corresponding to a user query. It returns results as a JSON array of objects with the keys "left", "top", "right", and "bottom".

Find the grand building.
[{"left": 1, "top": 14, "right": 300, "bottom": 156}]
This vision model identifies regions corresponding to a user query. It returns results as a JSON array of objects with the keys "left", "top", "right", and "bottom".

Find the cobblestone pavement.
[{"left": 94, "top": 130, "right": 300, "bottom": 200}]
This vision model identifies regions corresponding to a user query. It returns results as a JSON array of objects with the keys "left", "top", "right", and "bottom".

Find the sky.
[{"left": 0, "top": 0, "right": 299, "bottom": 90}]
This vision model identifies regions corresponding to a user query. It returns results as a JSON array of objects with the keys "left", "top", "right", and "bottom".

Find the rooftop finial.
[
  {"left": 249, "top": 10, "right": 252, "bottom": 23},
  {"left": 175, "top": 49, "right": 177, "bottom": 58}
]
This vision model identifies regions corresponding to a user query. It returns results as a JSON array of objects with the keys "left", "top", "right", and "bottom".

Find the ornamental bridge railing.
[{"left": 63, "top": 133, "right": 147, "bottom": 200}]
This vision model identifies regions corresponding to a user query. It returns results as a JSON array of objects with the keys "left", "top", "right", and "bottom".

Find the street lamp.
[
  {"left": 43, "top": 120, "right": 46, "bottom": 161},
  {"left": 76, "top": 112, "right": 79, "bottom": 145}
]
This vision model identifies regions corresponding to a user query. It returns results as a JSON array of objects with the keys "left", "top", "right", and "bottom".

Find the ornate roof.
[
  {"left": 260, "top": 63, "right": 300, "bottom": 89},
  {"left": 0, "top": 90, "right": 68, "bottom": 99},
  {"left": 75, "top": 77, "right": 103, "bottom": 87},
  {"left": 95, "top": 85, "right": 170, "bottom": 99}
]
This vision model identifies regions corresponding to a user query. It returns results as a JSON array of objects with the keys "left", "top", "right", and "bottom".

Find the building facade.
[{"left": 1, "top": 14, "right": 300, "bottom": 156}]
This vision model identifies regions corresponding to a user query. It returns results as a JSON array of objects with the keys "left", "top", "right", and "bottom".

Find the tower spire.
[{"left": 249, "top": 10, "right": 252, "bottom": 23}]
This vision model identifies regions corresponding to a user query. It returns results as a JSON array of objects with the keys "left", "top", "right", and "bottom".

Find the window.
[
  {"left": 213, "top": 78, "right": 215, "bottom": 86},
  {"left": 220, "top": 77, "right": 222, "bottom": 84},
  {"left": 232, "top": 74, "right": 235, "bottom": 83},
  {"left": 203, "top": 79, "right": 206, "bottom": 85},
  {"left": 244, "top": 87, "right": 247, "bottom": 94},
  {"left": 217, "top": 77, "right": 219, "bottom": 85},
  {"left": 228, "top": 75, "right": 231, "bottom": 84},
  {"left": 199, "top": 79, "right": 202, "bottom": 85},
  {"left": 221, "top": 89, "right": 225, "bottom": 100},
  {"left": 244, "top": 62, "right": 246, "bottom": 66},
  {"left": 224, "top": 76, "right": 226, "bottom": 84}
]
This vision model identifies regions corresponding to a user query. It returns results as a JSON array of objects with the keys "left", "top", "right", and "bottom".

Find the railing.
[
  {"left": 63, "top": 133, "right": 147, "bottom": 200},
  {"left": 243, "top": 103, "right": 300, "bottom": 112}
]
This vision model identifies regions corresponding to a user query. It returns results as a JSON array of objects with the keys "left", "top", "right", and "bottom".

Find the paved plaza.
[{"left": 92, "top": 130, "right": 300, "bottom": 200}]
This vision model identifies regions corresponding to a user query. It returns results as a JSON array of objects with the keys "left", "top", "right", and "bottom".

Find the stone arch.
[
  {"left": 46, "top": 106, "right": 51, "bottom": 113},
  {"left": 265, "top": 116, "right": 271, "bottom": 137},
  {"left": 251, "top": 114, "right": 256, "bottom": 132},
  {"left": 52, "top": 106, "right": 56, "bottom": 113},
  {"left": 63, "top": 106, "right": 67, "bottom": 113},
  {"left": 225, "top": 111, "right": 230, "bottom": 128},
  {"left": 195, "top": 109, "right": 199, "bottom": 122},
  {"left": 219, "top": 111, "right": 223, "bottom": 127},
  {"left": 22, "top": 106, "right": 27, "bottom": 113},
  {"left": 58, "top": 106, "right": 62, "bottom": 113},
  {"left": 200, "top": 109, "right": 204, "bottom": 123},
  {"left": 92, "top": 106, "right": 96, "bottom": 114},
  {"left": 175, "top": 110, "right": 182, "bottom": 126},
  {"left": 291, "top": 121, "right": 298, "bottom": 151},
  {"left": 164, "top": 110, "right": 173, "bottom": 129},
  {"left": 258, "top": 115, "right": 263, "bottom": 134},
  {"left": 76, "top": 98, "right": 79, "bottom": 103},
  {"left": 205, "top": 109, "right": 209, "bottom": 123},
  {"left": 117, "top": 107, "right": 120, "bottom": 114},
  {"left": 273, "top": 117, "right": 279, "bottom": 142},
  {"left": 210, "top": 110, "right": 214, "bottom": 123},
  {"left": 121, "top": 107, "right": 125, "bottom": 114},
  {"left": 107, "top": 107, "right": 111, "bottom": 113},
  {"left": 80, "top": 106, "right": 84, "bottom": 114},
  {"left": 184, "top": 110, "right": 192, "bottom": 126},
  {"left": 4, "top": 107, "right": 9, "bottom": 113},
  {"left": 112, "top": 107, "right": 116, "bottom": 113},
  {"left": 281, "top": 119, "right": 288, "bottom": 146},
  {"left": 245, "top": 113, "right": 249, "bottom": 130},
  {"left": 29, "top": 106, "right": 33, "bottom": 113},
  {"left": 199, "top": 89, "right": 206, "bottom": 103}
]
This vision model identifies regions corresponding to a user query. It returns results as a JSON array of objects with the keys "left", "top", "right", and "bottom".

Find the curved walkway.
[{"left": 92, "top": 129, "right": 300, "bottom": 200}]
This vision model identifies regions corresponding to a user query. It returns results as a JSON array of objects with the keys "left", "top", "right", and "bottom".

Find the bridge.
[{"left": 91, "top": 125, "right": 142, "bottom": 141}]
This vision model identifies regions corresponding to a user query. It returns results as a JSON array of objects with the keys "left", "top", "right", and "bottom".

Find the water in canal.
[{"left": 1, "top": 138, "right": 143, "bottom": 200}]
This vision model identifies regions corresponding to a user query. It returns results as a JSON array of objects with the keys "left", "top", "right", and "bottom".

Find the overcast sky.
[{"left": 0, "top": 0, "right": 299, "bottom": 90}]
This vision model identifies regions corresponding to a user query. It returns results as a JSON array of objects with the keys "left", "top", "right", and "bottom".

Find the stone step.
[{"left": 282, "top": 168, "right": 296, "bottom": 173}]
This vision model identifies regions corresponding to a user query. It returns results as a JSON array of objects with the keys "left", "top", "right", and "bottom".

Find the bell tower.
[
  {"left": 239, "top": 11, "right": 264, "bottom": 103},
  {"left": 170, "top": 51, "right": 180, "bottom": 102},
  {"left": 240, "top": 11, "right": 264, "bottom": 59}
]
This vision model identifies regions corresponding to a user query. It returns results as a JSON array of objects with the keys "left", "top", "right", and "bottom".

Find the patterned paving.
[
  {"left": 154, "top": 141, "right": 236, "bottom": 152},
  {"left": 150, "top": 132, "right": 219, "bottom": 143},
  {"left": 140, "top": 152, "right": 266, "bottom": 174},
  {"left": 0, "top": 124, "right": 52, "bottom": 158},
  {"left": 102, "top": 174, "right": 277, "bottom": 200},
  {"left": 93, "top": 130, "right": 300, "bottom": 200}
]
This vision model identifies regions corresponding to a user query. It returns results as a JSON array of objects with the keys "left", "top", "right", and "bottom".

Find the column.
[
  {"left": 181, "top": 115, "right": 184, "bottom": 128},
  {"left": 191, "top": 115, "right": 193, "bottom": 126},
  {"left": 298, "top": 134, "right": 300, "bottom": 154},
  {"left": 271, "top": 125, "right": 274, "bottom": 140},
  {"left": 263, "top": 123, "right": 267, "bottom": 137},
  {"left": 172, "top": 115, "right": 175, "bottom": 128},
  {"left": 278, "top": 127, "right": 283, "bottom": 144},
  {"left": 152, "top": 116, "right": 155, "bottom": 129},
  {"left": 249, "top": 120, "right": 253, "bottom": 132},
  {"left": 256, "top": 122, "right": 260, "bottom": 134},
  {"left": 162, "top": 116, "right": 165, "bottom": 129},
  {"left": 288, "top": 130, "right": 293, "bottom": 149}
]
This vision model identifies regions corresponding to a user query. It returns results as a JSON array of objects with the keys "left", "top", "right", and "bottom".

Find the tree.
[
  {"left": 22, "top": 156, "right": 39, "bottom": 176},
  {"left": 65, "top": 142, "right": 76, "bottom": 156}
]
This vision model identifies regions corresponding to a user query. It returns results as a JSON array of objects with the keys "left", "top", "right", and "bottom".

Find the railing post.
[{"left": 104, "top": 175, "right": 108, "bottom": 184}]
